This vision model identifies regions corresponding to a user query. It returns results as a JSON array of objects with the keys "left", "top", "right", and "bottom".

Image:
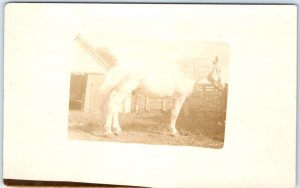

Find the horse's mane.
[{"left": 177, "top": 57, "right": 212, "bottom": 81}]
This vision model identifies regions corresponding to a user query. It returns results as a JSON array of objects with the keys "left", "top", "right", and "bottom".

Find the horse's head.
[{"left": 207, "top": 56, "right": 225, "bottom": 90}]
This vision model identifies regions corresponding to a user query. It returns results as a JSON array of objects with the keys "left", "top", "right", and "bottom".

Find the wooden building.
[{"left": 69, "top": 34, "right": 131, "bottom": 113}]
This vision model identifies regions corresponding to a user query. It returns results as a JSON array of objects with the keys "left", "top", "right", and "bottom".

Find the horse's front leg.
[
  {"left": 169, "top": 95, "right": 186, "bottom": 136},
  {"left": 112, "top": 110, "right": 121, "bottom": 135}
]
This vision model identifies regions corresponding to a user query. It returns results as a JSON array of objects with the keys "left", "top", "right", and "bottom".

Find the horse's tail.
[
  {"left": 99, "top": 72, "right": 116, "bottom": 114},
  {"left": 98, "top": 65, "right": 129, "bottom": 114}
]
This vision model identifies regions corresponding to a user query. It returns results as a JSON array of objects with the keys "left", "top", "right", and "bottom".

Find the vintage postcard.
[{"left": 3, "top": 3, "right": 296, "bottom": 187}]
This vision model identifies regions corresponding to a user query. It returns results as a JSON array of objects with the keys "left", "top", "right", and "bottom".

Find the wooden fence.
[
  {"left": 187, "top": 83, "right": 228, "bottom": 121},
  {"left": 132, "top": 83, "right": 228, "bottom": 120}
]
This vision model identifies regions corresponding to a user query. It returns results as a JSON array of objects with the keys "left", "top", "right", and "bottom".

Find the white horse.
[{"left": 99, "top": 56, "right": 224, "bottom": 136}]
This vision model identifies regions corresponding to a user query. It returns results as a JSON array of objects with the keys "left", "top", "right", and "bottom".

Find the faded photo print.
[
  {"left": 4, "top": 3, "right": 296, "bottom": 187},
  {"left": 68, "top": 33, "right": 229, "bottom": 148}
]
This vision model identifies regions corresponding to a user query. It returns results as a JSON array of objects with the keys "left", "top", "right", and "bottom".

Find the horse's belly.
[{"left": 135, "top": 82, "right": 175, "bottom": 98}]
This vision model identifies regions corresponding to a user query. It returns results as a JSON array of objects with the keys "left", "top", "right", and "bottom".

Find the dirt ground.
[{"left": 68, "top": 110, "right": 225, "bottom": 149}]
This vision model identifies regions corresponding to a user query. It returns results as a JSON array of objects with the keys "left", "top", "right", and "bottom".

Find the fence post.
[
  {"left": 135, "top": 96, "right": 140, "bottom": 113},
  {"left": 183, "top": 98, "right": 189, "bottom": 117},
  {"left": 145, "top": 97, "right": 150, "bottom": 112}
]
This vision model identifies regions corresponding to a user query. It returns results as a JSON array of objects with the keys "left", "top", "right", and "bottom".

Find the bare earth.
[{"left": 68, "top": 110, "right": 225, "bottom": 149}]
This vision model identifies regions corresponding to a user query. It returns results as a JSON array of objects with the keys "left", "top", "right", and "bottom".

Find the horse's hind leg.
[
  {"left": 104, "top": 90, "right": 128, "bottom": 135},
  {"left": 112, "top": 111, "right": 121, "bottom": 135},
  {"left": 104, "top": 114, "right": 113, "bottom": 136},
  {"left": 170, "top": 95, "right": 186, "bottom": 136}
]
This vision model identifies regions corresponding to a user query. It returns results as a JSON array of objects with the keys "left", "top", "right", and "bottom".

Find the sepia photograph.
[
  {"left": 3, "top": 3, "right": 296, "bottom": 187},
  {"left": 68, "top": 34, "right": 229, "bottom": 148}
]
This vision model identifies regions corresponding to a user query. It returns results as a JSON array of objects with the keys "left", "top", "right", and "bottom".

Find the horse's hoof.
[
  {"left": 104, "top": 131, "right": 113, "bottom": 138},
  {"left": 104, "top": 134, "right": 113, "bottom": 138},
  {"left": 169, "top": 128, "right": 179, "bottom": 137},
  {"left": 170, "top": 132, "right": 180, "bottom": 137},
  {"left": 114, "top": 130, "right": 122, "bottom": 136}
]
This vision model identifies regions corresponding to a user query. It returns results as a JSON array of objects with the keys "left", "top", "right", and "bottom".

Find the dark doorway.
[{"left": 69, "top": 73, "right": 88, "bottom": 110}]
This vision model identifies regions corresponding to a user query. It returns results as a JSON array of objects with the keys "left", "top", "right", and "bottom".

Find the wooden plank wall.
[
  {"left": 69, "top": 73, "right": 88, "bottom": 110},
  {"left": 84, "top": 73, "right": 106, "bottom": 113}
]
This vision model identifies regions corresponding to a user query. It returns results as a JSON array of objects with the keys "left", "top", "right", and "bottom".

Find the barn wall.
[
  {"left": 84, "top": 74, "right": 105, "bottom": 113},
  {"left": 69, "top": 74, "right": 88, "bottom": 110},
  {"left": 72, "top": 42, "right": 106, "bottom": 74}
]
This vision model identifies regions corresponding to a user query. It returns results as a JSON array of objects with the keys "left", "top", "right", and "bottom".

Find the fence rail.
[{"left": 132, "top": 83, "right": 228, "bottom": 120}]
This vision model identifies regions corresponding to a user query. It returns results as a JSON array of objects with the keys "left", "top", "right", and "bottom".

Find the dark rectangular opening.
[{"left": 69, "top": 73, "right": 88, "bottom": 111}]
